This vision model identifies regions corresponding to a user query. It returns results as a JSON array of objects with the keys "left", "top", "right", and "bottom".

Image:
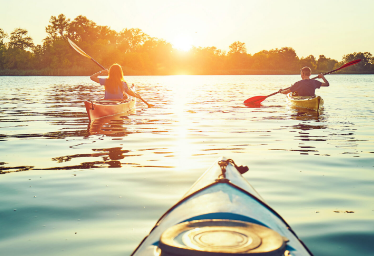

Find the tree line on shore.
[{"left": 0, "top": 14, "right": 373, "bottom": 76}]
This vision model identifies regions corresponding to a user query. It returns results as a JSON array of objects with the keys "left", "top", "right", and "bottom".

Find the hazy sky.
[{"left": 1, "top": 0, "right": 373, "bottom": 60}]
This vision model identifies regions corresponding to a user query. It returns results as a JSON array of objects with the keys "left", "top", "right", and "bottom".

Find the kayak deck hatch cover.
[{"left": 131, "top": 157, "right": 313, "bottom": 256}]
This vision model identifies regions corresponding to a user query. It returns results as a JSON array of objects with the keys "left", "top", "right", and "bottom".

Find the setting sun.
[{"left": 172, "top": 35, "right": 193, "bottom": 51}]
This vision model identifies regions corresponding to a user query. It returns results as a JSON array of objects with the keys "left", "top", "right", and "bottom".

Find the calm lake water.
[{"left": 0, "top": 75, "right": 373, "bottom": 256}]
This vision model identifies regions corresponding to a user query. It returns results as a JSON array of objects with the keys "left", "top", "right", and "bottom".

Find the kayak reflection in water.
[
  {"left": 279, "top": 66, "right": 330, "bottom": 96},
  {"left": 90, "top": 63, "right": 139, "bottom": 100}
]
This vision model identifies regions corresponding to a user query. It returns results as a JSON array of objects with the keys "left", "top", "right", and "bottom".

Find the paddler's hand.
[
  {"left": 100, "top": 70, "right": 109, "bottom": 76},
  {"left": 278, "top": 89, "right": 283, "bottom": 93},
  {"left": 318, "top": 73, "right": 329, "bottom": 86}
]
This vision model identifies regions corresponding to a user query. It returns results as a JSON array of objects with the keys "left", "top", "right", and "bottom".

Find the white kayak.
[{"left": 131, "top": 157, "right": 313, "bottom": 256}]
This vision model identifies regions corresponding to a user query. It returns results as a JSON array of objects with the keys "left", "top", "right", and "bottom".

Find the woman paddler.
[{"left": 90, "top": 63, "right": 139, "bottom": 100}]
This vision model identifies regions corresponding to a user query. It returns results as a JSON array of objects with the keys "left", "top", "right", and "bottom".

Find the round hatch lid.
[{"left": 159, "top": 219, "right": 288, "bottom": 256}]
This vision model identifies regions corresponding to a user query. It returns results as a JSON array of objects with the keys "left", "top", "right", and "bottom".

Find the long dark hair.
[{"left": 105, "top": 64, "right": 125, "bottom": 94}]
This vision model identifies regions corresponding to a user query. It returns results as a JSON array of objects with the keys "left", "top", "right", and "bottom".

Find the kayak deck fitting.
[
  {"left": 286, "top": 92, "right": 324, "bottom": 111},
  {"left": 131, "top": 157, "right": 313, "bottom": 256}
]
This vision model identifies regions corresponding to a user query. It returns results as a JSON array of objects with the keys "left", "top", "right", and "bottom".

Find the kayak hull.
[
  {"left": 286, "top": 93, "right": 324, "bottom": 111},
  {"left": 84, "top": 85, "right": 136, "bottom": 122},
  {"left": 131, "top": 157, "right": 313, "bottom": 256},
  {"left": 84, "top": 98, "right": 136, "bottom": 122}
]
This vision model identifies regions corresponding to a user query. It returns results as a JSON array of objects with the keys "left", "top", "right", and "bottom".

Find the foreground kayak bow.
[{"left": 131, "top": 157, "right": 313, "bottom": 256}]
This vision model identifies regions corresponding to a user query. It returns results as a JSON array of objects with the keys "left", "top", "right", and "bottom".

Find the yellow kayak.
[{"left": 286, "top": 92, "right": 324, "bottom": 111}]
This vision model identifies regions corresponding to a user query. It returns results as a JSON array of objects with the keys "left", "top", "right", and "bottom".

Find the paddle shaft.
[
  {"left": 135, "top": 94, "right": 152, "bottom": 108},
  {"left": 91, "top": 58, "right": 106, "bottom": 71}
]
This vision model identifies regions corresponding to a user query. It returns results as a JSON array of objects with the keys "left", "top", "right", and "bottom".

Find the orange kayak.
[{"left": 84, "top": 97, "right": 136, "bottom": 122}]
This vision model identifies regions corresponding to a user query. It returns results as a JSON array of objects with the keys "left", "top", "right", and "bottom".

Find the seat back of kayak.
[{"left": 286, "top": 93, "right": 324, "bottom": 111}]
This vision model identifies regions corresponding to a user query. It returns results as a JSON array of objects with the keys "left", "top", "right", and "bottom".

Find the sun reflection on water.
[
  {"left": 0, "top": 75, "right": 373, "bottom": 256},
  {"left": 167, "top": 76, "right": 201, "bottom": 170}
]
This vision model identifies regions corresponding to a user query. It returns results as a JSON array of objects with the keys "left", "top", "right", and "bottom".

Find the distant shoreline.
[
  {"left": 1, "top": 69, "right": 373, "bottom": 76},
  {"left": 2, "top": 15, "right": 372, "bottom": 78}
]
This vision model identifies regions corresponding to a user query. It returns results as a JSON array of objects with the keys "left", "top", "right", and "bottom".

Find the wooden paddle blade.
[
  {"left": 243, "top": 96, "right": 268, "bottom": 104},
  {"left": 68, "top": 38, "right": 91, "bottom": 59}
]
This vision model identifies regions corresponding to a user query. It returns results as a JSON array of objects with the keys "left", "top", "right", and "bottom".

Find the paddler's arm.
[
  {"left": 279, "top": 88, "right": 291, "bottom": 94},
  {"left": 123, "top": 83, "right": 140, "bottom": 98},
  {"left": 318, "top": 74, "right": 329, "bottom": 87},
  {"left": 90, "top": 70, "right": 108, "bottom": 83}
]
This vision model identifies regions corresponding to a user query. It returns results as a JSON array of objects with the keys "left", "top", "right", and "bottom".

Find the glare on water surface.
[{"left": 0, "top": 75, "right": 373, "bottom": 256}]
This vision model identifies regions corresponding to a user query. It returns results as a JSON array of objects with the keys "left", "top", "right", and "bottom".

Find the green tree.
[
  {"left": 45, "top": 14, "right": 70, "bottom": 41},
  {"left": 2, "top": 28, "right": 34, "bottom": 70},
  {"left": 9, "top": 28, "right": 34, "bottom": 50},
  {"left": 31, "top": 44, "right": 44, "bottom": 69},
  {"left": 2, "top": 14, "right": 373, "bottom": 75},
  {"left": 276, "top": 47, "right": 298, "bottom": 70},
  {"left": 228, "top": 41, "right": 247, "bottom": 54},
  {"left": 264, "top": 47, "right": 298, "bottom": 70},
  {"left": 117, "top": 28, "right": 150, "bottom": 53},
  {"left": 0, "top": 28, "right": 7, "bottom": 44},
  {"left": 68, "top": 15, "right": 98, "bottom": 42},
  {"left": 188, "top": 46, "right": 225, "bottom": 73},
  {"left": 0, "top": 28, "right": 8, "bottom": 69},
  {"left": 3, "top": 47, "right": 33, "bottom": 69},
  {"left": 251, "top": 47, "right": 298, "bottom": 71},
  {"left": 299, "top": 55, "right": 317, "bottom": 70},
  {"left": 317, "top": 55, "right": 337, "bottom": 71},
  {"left": 251, "top": 50, "right": 269, "bottom": 70},
  {"left": 228, "top": 41, "right": 249, "bottom": 69},
  {"left": 342, "top": 52, "right": 373, "bottom": 72},
  {"left": 141, "top": 38, "right": 173, "bottom": 74},
  {"left": 90, "top": 25, "right": 118, "bottom": 66}
]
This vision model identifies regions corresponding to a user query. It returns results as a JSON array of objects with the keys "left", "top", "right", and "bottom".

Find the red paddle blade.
[
  {"left": 244, "top": 96, "right": 268, "bottom": 104},
  {"left": 336, "top": 59, "right": 361, "bottom": 71}
]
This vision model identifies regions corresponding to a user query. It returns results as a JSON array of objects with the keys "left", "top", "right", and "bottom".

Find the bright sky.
[{"left": 1, "top": 0, "right": 373, "bottom": 60}]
